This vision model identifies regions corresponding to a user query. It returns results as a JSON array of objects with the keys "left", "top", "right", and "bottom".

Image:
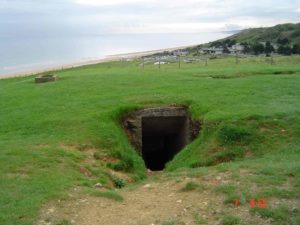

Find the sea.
[{"left": 0, "top": 32, "right": 231, "bottom": 77}]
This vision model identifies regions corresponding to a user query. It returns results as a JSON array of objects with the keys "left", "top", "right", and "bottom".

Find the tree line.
[{"left": 210, "top": 38, "right": 300, "bottom": 55}]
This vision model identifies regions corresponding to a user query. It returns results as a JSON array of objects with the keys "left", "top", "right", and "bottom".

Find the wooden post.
[
  {"left": 235, "top": 45, "right": 239, "bottom": 64},
  {"left": 178, "top": 55, "right": 181, "bottom": 68},
  {"left": 271, "top": 54, "right": 274, "bottom": 65},
  {"left": 158, "top": 55, "right": 161, "bottom": 69}
]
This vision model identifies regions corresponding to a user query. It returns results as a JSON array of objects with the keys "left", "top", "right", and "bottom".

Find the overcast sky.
[{"left": 0, "top": 0, "right": 300, "bottom": 37}]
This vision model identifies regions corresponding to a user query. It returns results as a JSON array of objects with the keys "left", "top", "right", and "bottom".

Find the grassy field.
[{"left": 0, "top": 55, "right": 300, "bottom": 224}]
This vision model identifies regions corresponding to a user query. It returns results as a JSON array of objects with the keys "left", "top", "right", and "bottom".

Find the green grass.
[
  {"left": 193, "top": 213, "right": 207, "bottom": 224},
  {"left": 250, "top": 205, "right": 300, "bottom": 225},
  {"left": 52, "top": 219, "right": 73, "bottom": 225},
  {"left": 203, "top": 23, "right": 300, "bottom": 46},
  {"left": 0, "top": 55, "right": 300, "bottom": 224},
  {"left": 215, "top": 184, "right": 236, "bottom": 195},
  {"left": 221, "top": 214, "right": 242, "bottom": 225},
  {"left": 224, "top": 193, "right": 248, "bottom": 205},
  {"left": 90, "top": 190, "right": 124, "bottom": 202},
  {"left": 159, "top": 218, "right": 184, "bottom": 225},
  {"left": 180, "top": 181, "right": 206, "bottom": 192}
]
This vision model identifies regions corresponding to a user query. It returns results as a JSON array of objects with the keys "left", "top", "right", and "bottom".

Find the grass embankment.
[{"left": 0, "top": 55, "right": 300, "bottom": 224}]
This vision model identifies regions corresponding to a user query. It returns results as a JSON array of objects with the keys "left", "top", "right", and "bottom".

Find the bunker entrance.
[
  {"left": 142, "top": 116, "right": 188, "bottom": 170},
  {"left": 123, "top": 106, "right": 201, "bottom": 171}
]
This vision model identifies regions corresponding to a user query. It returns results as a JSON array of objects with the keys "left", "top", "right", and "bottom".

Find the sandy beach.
[{"left": 0, "top": 45, "right": 194, "bottom": 80}]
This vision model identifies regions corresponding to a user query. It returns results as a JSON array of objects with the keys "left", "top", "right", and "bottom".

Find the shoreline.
[{"left": 0, "top": 44, "right": 195, "bottom": 80}]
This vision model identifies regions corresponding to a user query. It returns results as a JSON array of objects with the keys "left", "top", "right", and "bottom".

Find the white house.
[
  {"left": 229, "top": 44, "right": 245, "bottom": 54},
  {"left": 173, "top": 50, "right": 189, "bottom": 56},
  {"left": 199, "top": 47, "right": 224, "bottom": 55},
  {"left": 154, "top": 61, "right": 168, "bottom": 65}
]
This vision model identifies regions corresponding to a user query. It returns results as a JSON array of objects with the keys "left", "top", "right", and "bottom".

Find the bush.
[
  {"left": 112, "top": 176, "right": 126, "bottom": 189},
  {"left": 108, "top": 154, "right": 135, "bottom": 172}
]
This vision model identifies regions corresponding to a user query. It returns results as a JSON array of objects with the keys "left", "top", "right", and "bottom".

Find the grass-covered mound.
[{"left": 0, "top": 55, "right": 300, "bottom": 224}]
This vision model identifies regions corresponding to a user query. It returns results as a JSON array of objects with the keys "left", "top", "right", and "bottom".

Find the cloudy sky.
[{"left": 0, "top": 0, "right": 300, "bottom": 37}]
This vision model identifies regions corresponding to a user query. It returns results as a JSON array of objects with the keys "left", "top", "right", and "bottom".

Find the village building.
[
  {"left": 199, "top": 47, "right": 224, "bottom": 55},
  {"left": 229, "top": 43, "right": 245, "bottom": 54},
  {"left": 199, "top": 43, "right": 246, "bottom": 55},
  {"left": 173, "top": 50, "right": 189, "bottom": 56}
]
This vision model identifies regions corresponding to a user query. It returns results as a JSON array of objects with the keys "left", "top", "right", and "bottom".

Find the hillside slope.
[
  {"left": 222, "top": 23, "right": 300, "bottom": 44},
  {"left": 0, "top": 56, "right": 300, "bottom": 224}
]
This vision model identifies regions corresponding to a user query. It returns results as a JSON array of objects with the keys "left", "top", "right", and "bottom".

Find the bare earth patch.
[{"left": 38, "top": 171, "right": 272, "bottom": 225}]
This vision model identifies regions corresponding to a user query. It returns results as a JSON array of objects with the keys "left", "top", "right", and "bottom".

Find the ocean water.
[{"left": 0, "top": 32, "right": 230, "bottom": 77}]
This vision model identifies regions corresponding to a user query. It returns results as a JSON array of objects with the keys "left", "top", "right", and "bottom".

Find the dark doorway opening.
[
  {"left": 142, "top": 116, "right": 188, "bottom": 170},
  {"left": 122, "top": 106, "right": 201, "bottom": 172}
]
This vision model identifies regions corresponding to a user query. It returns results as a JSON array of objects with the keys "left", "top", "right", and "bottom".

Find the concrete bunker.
[
  {"left": 123, "top": 106, "right": 200, "bottom": 171},
  {"left": 35, "top": 74, "right": 57, "bottom": 83}
]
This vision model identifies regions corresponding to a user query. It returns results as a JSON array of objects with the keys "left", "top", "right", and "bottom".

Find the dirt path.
[{"left": 38, "top": 172, "right": 269, "bottom": 225}]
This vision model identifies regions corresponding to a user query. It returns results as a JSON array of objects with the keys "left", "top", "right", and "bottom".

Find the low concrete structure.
[
  {"left": 35, "top": 74, "right": 57, "bottom": 83},
  {"left": 122, "top": 106, "right": 201, "bottom": 170}
]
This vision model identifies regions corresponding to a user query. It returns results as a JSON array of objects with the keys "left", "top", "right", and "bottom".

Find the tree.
[
  {"left": 265, "top": 41, "right": 275, "bottom": 55},
  {"left": 228, "top": 39, "right": 237, "bottom": 47},
  {"left": 223, "top": 39, "right": 236, "bottom": 47},
  {"left": 210, "top": 41, "right": 223, "bottom": 47},
  {"left": 277, "top": 37, "right": 289, "bottom": 45},
  {"left": 278, "top": 45, "right": 292, "bottom": 55},
  {"left": 252, "top": 43, "right": 265, "bottom": 55},
  {"left": 292, "top": 44, "right": 300, "bottom": 54},
  {"left": 223, "top": 39, "right": 231, "bottom": 45},
  {"left": 241, "top": 42, "right": 251, "bottom": 54},
  {"left": 223, "top": 46, "right": 230, "bottom": 54}
]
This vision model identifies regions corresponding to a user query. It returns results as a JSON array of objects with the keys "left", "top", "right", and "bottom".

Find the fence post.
[
  {"left": 271, "top": 54, "right": 274, "bottom": 65},
  {"left": 235, "top": 45, "right": 239, "bottom": 64},
  {"left": 159, "top": 55, "right": 161, "bottom": 69}
]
